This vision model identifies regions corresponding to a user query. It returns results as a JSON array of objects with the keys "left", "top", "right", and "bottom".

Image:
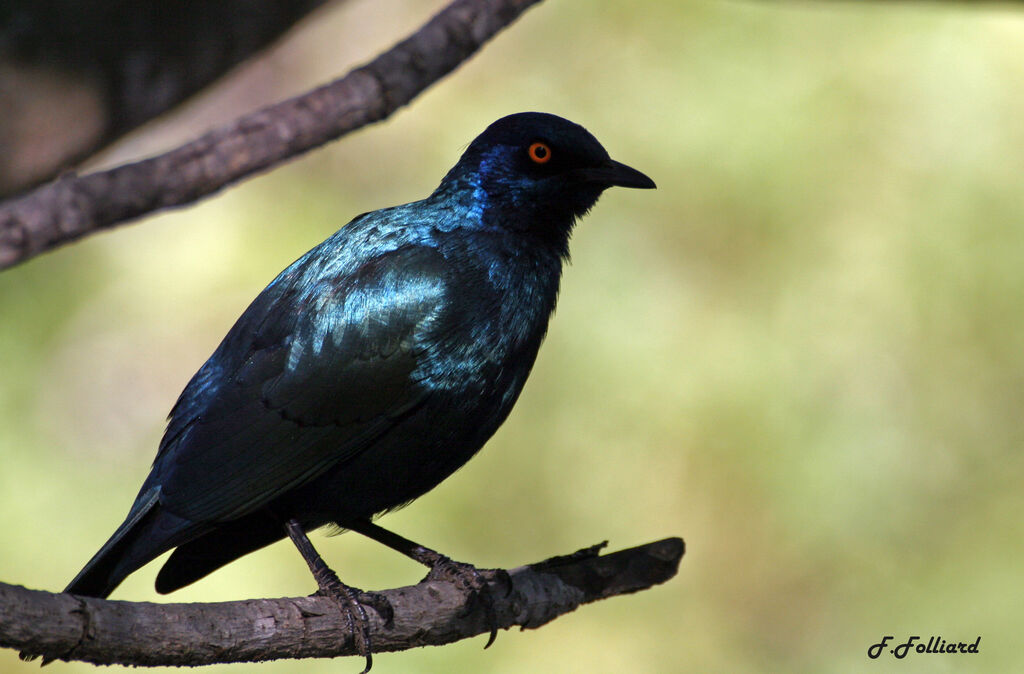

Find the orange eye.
[{"left": 528, "top": 142, "right": 552, "bottom": 164}]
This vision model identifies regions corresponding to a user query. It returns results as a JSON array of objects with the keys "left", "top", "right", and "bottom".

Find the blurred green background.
[{"left": 3, "top": 0, "right": 1024, "bottom": 671}]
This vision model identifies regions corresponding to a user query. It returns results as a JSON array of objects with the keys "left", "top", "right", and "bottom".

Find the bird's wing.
[{"left": 151, "top": 243, "right": 452, "bottom": 523}]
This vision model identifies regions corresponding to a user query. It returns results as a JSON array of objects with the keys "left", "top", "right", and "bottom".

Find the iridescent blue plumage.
[{"left": 62, "top": 112, "right": 655, "bottom": 612}]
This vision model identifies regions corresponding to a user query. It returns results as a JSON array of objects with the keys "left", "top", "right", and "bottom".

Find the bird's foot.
[
  {"left": 355, "top": 590, "right": 395, "bottom": 628},
  {"left": 313, "top": 577, "right": 394, "bottom": 674},
  {"left": 285, "top": 519, "right": 389, "bottom": 673},
  {"left": 418, "top": 552, "right": 512, "bottom": 648},
  {"left": 313, "top": 583, "right": 395, "bottom": 627}
]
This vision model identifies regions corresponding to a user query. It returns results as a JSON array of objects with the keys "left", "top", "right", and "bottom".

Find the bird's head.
[{"left": 435, "top": 112, "right": 655, "bottom": 251}]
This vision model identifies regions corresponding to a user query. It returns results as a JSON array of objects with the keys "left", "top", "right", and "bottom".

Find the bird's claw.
[
  {"left": 356, "top": 590, "right": 395, "bottom": 628},
  {"left": 488, "top": 568, "right": 514, "bottom": 598},
  {"left": 423, "top": 557, "right": 506, "bottom": 648},
  {"left": 315, "top": 581, "right": 384, "bottom": 673}
]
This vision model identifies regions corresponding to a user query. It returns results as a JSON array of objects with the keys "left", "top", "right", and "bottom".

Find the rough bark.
[
  {"left": 0, "top": 0, "right": 544, "bottom": 270},
  {"left": 3, "top": 537, "right": 684, "bottom": 666}
]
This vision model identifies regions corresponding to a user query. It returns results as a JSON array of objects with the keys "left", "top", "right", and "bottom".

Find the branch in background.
[
  {"left": 3, "top": 538, "right": 683, "bottom": 667},
  {"left": 0, "top": 0, "right": 332, "bottom": 197},
  {"left": 0, "top": 0, "right": 544, "bottom": 271}
]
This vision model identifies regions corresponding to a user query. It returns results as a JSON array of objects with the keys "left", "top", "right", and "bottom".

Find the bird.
[{"left": 47, "top": 112, "right": 654, "bottom": 669}]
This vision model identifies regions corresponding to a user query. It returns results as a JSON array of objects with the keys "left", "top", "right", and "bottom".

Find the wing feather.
[{"left": 150, "top": 244, "right": 450, "bottom": 523}]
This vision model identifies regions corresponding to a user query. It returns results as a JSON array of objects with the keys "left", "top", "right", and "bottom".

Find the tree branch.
[
  {"left": 3, "top": 537, "right": 683, "bottom": 666},
  {"left": 0, "top": 0, "right": 333, "bottom": 197},
  {"left": 0, "top": 0, "right": 544, "bottom": 271}
]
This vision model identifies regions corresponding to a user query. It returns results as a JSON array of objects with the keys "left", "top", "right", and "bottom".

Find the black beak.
[{"left": 577, "top": 158, "right": 656, "bottom": 189}]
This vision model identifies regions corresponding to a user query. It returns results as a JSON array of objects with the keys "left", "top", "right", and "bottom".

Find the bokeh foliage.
[{"left": 3, "top": 0, "right": 1023, "bottom": 671}]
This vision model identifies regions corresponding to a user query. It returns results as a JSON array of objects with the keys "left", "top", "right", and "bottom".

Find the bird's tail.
[
  {"left": 64, "top": 488, "right": 196, "bottom": 598},
  {"left": 20, "top": 490, "right": 201, "bottom": 663},
  {"left": 155, "top": 508, "right": 287, "bottom": 594}
]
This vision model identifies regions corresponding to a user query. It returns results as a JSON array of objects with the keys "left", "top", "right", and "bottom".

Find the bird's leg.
[
  {"left": 344, "top": 519, "right": 511, "bottom": 648},
  {"left": 285, "top": 519, "right": 392, "bottom": 674}
]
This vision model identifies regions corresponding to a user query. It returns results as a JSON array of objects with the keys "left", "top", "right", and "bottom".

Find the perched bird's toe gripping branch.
[{"left": 6, "top": 538, "right": 684, "bottom": 666}]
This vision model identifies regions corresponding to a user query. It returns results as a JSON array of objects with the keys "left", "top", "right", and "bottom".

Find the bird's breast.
[{"left": 410, "top": 238, "right": 562, "bottom": 406}]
